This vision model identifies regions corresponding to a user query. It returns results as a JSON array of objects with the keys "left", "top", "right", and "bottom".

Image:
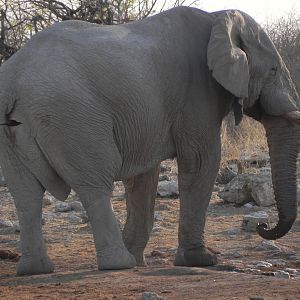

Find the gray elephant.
[{"left": 0, "top": 6, "right": 299, "bottom": 276}]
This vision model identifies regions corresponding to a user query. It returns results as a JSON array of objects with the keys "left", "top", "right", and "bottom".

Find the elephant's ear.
[{"left": 207, "top": 11, "right": 249, "bottom": 99}]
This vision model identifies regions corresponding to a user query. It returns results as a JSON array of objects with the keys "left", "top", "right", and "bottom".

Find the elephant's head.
[{"left": 207, "top": 10, "right": 300, "bottom": 240}]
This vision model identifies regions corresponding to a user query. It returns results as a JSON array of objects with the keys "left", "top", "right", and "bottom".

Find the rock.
[
  {"left": 226, "top": 228, "right": 241, "bottom": 236},
  {"left": 243, "top": 202, "right": 255, "bottom": 209},
  {"left": 216, "top": 166, "right": 237, "bottom": 184},
  {"left": 0, "top": 220, "right": 14, "bottom": 228},
  {"left": 288, "top": 254, "right": 300, "bottom": 264},
  {"left": 159, "top": 175, "right": 169, "bottom": 181},
  {"left": 151, "top": 225, "right": 161, "bottom": 235},
  {"left": 251, "top": 176, "right": 275, "bottom": 206},
  {"left": 141, "top": 292, "right": 164, "bottom": 300},
  {"left": 160, "top": 165, "right": 170, "bottom": 173},
  {"left": 154, "top": 212, "right": 163, "bottom": 221},
  {"left": 69, "top": 201, "right": 84, "bottom": 211},
  {"left": 151, "top": 250, "right": 167, "bottom": 258},
  {"left": 266, "top": 259, "right": 287, "bottom": 267},
  {"left": 42, "top": 212, "right": 58, "bottom": 221},
  {"left": 43, "top": 194, "right": 56, "bottom": 206},
  {"left": 285, "top": 268, "right": 298, "bottom": 275},
  {"left": 250, "top": 297, "right": 266, "bottom": 300},
  {"left": 68, "top": 214, "right": 84, "bottom": 224},
  {"left": 219, "top": 174, "right": 252, "bottom": 205},
  {"left": 248, "top": 261, "right": 273, "bottom": 268},
  {"left": 55, "top": 202, "right": 72, "bottom": 213},
  {"left": 157, "top": 181, "right": 178, "bottom": 197},
  {"left": 156, "top": 203, "right": 169, "bottom": 211},
  {"left": 274, "top": 270, "right": 290, "bottom": 279},
  {"left": 219, "top": 174, "right": 275, "bottom": 207},
  {"left": 256, "top": 240, "right": 282, "bottom": 252},
  {"left": 0, "top": 250, "right": 20, "bottom": 261},
  {"left": 242, "top": 211, "right": 269, "bottom": 232}
]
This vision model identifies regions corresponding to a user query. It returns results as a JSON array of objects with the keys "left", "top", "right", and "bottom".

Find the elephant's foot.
[
  {"left": 16, "top": 255, "right": 54, "bottom": 276},
  {"left": 98, "top": 246, "right": 136, "bottom": 270},
  {"left": 174, "top": 246, "right": 218, "bottom": 267},
  {"left": 127, "top": 247, "right": 147, "bottom": 266}
]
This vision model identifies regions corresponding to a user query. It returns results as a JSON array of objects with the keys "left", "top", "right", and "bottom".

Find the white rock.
[
  {"left": 68, "top": 214, "right": 83, "bottom": 224},
  {"left": 258, "top": 240, "right": 282, "bottom": 252},
  {"left": 266, "top": 259, "right": 287, "bottom": 267},
  {"left": 69, "top": 201, "right": 84, "bottom": 211},
  {"left": 248, "top": 261, "right": 273, "bottom": 268},
  {"left": 141, "top": 292, "right": 164, "bottom": 300},
  {"left": 42, "top": 212, "right": 58, "bottom": 221},
  {"left": 43, "top": 194, "right": 56, "bottom": 206},
  {"left": 157, "top": 181, "right": 178, "bottom": 197},
  {"left": 0, "top": 220, "right": 14, "bottom": 228},
  {"left": 243, "top": 203, "right": 254, "bottom": 209},
  {"left": 242, "top": 211, "right": 269, "bottom": 232},
  {"left": 55, "top": 202, "right": 72, "bottom": 212},
  {"left": 274, "top": 270, "right": 290, "bottom": 279},
  {"left": 285, "top": 268, "right": 298, "bottom": 275},
  {"left": 219, "top": 174, "right": 275, "bottom": 207},
  {"left": 154, "top": 212, "right": 163, "bottom": 221}
]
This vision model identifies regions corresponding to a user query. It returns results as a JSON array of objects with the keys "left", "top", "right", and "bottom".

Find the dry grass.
[{"left": 221, "top": 114, "right": 268, "bottom": 166}]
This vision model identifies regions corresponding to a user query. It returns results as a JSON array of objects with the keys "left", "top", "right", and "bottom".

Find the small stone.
[
  {"left": 154, "top": 212, "right": 163, "bottom": 221},
  {"left": 250, "top": 297, "right": 266, "bottom": 300},
  {"left": 157, "top": 181, "right": 178, "bottom": 197},
  {"left": 266, "top": 259, "right": 287, "bottom": 267},
  {"left": 69, "top": 201, "right": 84, "bottom": 211},
  {"left": 160, "top": 165, "right": 169, "bottom": 173},
  {"left": 243, "top": 203, "right": 254, "bottom": 209},
  {"left": 151, "top": 226, "right": 161, "bottom": 235},
  {"left": 285, "top": 268, "right": 298, "bottom": 275},
  {"left": 0, "top": 220, "right": 14, "bottom": 228},
  {"left": 141, "top": 292, "right": 164, "bottom": 300},
  {"left": 159, "top": 175, "right": 169, "bottom": 181},
  {"left": 242, "top": 211, "right": 269, "bottom": 232},
  {"left": 43, "top": 194, "right": 55, "bottom": 206},
  {"left": 274, "top": 270, "right": 290, "bottom": 279},
  {"left": 227, "top": 228, "right": 241, "bottom": 235},
  {"left": 156, "top": 203, "right": 169, "bottom": 211},
  {"left": 151, "top": 250, "right": 167, "bottom": 258},
  {"left": 257, "top": 240, "right": 281, "bottom": 252},
  {"left": 248, "top": 261, "right": 272, "bottom": 268},
  {"left": 216, "top": 166, "right": 237, "bottom": 184},
  {"left": 42, "top": 212, "right": 58, "bottom": 221},
  {"left": 55, "top": 202, "right": 72, "bottom": 212},
  {"left": 68, "top": 214, "right": 83, "bottom": 224}
]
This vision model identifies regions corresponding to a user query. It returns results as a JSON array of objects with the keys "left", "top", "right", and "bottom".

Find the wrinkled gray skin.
[{"left": 0, "top": 7, "right": 299, "bottom": 276}]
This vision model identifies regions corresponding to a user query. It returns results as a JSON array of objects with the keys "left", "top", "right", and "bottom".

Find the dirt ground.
[{"left": 1, "top": 183, "right": 300, "bottom": 299}]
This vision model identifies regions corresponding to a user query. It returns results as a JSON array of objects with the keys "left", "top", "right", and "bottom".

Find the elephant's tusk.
[{"left": 283, "top": 111, "right": 300, "bottom": 125}]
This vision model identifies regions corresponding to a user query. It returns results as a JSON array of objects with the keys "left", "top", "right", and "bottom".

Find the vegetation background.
[{"left": 1, "top": 0, "right": 299, "bottom": 165}]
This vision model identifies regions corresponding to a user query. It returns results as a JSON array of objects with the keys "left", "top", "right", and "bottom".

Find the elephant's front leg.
[
  {"left": 79, "top": 189, "right": 136, "bottom": 270},
  {"left": 1, "top": 158, "right": 53, "bottom": 275},
  {"left": 122, "top": 165, "right": 160, "bottom": 266},
  {"left": 174, "top": 142, "right": 220, "bottom": 267}
]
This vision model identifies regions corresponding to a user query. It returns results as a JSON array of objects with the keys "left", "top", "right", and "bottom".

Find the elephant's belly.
[{"left": 115, "top": 135, "right": 176, "bottom": 181}]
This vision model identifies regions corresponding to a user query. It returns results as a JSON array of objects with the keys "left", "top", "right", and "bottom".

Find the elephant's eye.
[{"left": 271, "top": 66, "right": 278, "bottom": 76}]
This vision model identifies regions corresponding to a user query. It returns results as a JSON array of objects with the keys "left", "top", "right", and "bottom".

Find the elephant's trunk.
[{"left": 257, "top": 116, "right": 300, "bottom": 240}]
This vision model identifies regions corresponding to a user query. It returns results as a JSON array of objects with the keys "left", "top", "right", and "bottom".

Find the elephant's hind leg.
[
  {"left": 78, "top": 188, "right": 136, "bottom": 270},
  {"left": 122, "top": 165, "right": 160, "bottom": 266},
  {"left": 1, "top": 156, "right": 53, "bottom": 275}
]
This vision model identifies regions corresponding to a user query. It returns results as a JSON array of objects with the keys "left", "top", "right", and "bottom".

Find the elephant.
[{"left": 0, "top": 6, "right": 299, "bottom": 276}]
